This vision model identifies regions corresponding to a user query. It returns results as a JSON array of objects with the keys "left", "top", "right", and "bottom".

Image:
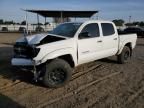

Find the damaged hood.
[{"left": 16, "top": 33, "right": 69, "bottom": 45}]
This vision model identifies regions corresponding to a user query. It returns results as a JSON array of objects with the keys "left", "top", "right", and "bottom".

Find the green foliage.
[
  {"left": 112, "top": 19, "right": 125, "bottom": 26},
  {"left": 45, "top": 22, "right": 50, "bottom": 25},
  {"left": 0, "top": 19, "right": 15, "bottom": 25},
  {"left": 21, "top": 21, "right": 26, "bottom": 25},
  {"left": 0, "top": 18, "right": 143, "bottom": 27},
  {"left": 0, "top": 19, "right": 3, "bottom": 24},
  {"left": 32, "top": 23, "right": 43, "bottom": 25},
  {"left": 53, "top": 17, "right": 71, "bottom": 23},
  {"left": 125, "top": 21, "right": 144, "bottom": 27},
  {"left": 4, "top": 21, "right": 14, "bottom": 25},
  {"left": 125, "top": 23, "right": 134, "bottom": 26},
  {"left": 139, "top": 22, "right": 144, "bottom": 26}
]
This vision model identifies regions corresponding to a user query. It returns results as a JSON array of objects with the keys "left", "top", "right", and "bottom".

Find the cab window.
[
  {"left": 79, "top": 23, "right": 100, "bottom": 39},
  {"left": 101, "top": 23, "right": 115, "bottom": 36}
]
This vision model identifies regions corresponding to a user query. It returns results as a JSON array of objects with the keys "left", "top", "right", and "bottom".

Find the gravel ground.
[{"left": 0, "top": 33, "right": 144, "bottom": 108}]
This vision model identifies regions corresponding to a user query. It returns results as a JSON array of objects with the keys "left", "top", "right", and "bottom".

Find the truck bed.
[{"left": 118, "top": 34, "right": 137, "bottom": 54}]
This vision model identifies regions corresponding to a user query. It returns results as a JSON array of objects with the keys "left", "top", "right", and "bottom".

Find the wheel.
[
  {"left": 43, "top": 59, "right": 73, "bottom": 88},
  {"left": 117, "top": 46, "right": 131, "bottom": 64}
]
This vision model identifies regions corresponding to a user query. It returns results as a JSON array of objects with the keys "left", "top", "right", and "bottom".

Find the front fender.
[{"left": 35, "top": 47, "right": 77, "bottom": 65}]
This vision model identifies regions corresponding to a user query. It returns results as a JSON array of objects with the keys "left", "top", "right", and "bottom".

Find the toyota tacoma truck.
[{"left": 11, "top": 20, "right": 137, "bottom": 87}]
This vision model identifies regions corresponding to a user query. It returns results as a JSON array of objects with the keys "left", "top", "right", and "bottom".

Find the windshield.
[{"left": 50, "top": 23, "right": 82, "bottom": 37}]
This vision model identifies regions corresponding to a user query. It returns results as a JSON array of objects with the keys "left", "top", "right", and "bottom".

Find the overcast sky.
[{"left": 0, "top": 0, "right": 144, "bottom": 23}]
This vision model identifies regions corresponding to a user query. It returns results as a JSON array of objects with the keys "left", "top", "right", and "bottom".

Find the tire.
[
  {"left": 43, "top": 59, "right": 73, "bottom": 88},
  {"left": 117, "top": 46, "right": 131, "bottom": 64}
]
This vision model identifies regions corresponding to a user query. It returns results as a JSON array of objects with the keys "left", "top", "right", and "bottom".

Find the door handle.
[
  {"left": 97, "top": 40, "right": 102, "bottom": 43},
  {"left": 114, "top": 38, "right": 117, "bottom": 40},
  {"left": 82, "top": 51, "right": 90, "bottom": 54}
]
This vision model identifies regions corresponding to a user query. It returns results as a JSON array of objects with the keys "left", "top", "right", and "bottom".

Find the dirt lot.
[{"left": 0, "top": 33, "right": 144, "bottom": 108}]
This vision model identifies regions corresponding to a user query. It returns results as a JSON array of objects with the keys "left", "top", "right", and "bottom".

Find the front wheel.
[
  {"left": 117, "top": 46, "right": 131, "bottom": 64},
  {"left": 43, "top": 59, "right": 73, "bottom": 88}
]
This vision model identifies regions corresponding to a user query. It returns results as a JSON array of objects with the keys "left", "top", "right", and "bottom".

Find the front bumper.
[
  {"left": 11, "top": 58, "right": 34, "bottom": 66},
  {"left": 11, "top": 58, "right": 45, "bottom": 81}
]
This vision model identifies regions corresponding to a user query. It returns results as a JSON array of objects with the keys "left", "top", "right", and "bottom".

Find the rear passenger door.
[{"left": 101, "top": 23, "right": 118, "bottom": 57}]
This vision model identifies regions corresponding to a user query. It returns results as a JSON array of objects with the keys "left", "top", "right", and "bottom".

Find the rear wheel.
[
  {"left": 117, "top": 46, "right": 131, "bottom": 64},
  {"left": 43, "top": 59, "right": 72, "bottom": 88}
]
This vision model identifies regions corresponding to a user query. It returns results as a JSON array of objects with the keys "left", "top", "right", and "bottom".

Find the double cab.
[{"left": 11, "top": 20, "right": 137, "bottom": 87}]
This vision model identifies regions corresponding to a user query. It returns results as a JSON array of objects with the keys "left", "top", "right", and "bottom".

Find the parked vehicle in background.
[
  {"left": 19, "top": 27, "right": 26, "bottom": 32},
  {"left": 117, "top": 29, "right": 125, "bottom": 34},
  {"left": 124, "top": 27, "right": 144, "bottom": 38},
  {"left": 11, "top": 20, "right": 137, "bottom": 88},
  {"left": 2, "top": 27, "right": 8, "bottom": 31},
  {"left": 35, "top": 26, "right": 44, "bottom": 32}
]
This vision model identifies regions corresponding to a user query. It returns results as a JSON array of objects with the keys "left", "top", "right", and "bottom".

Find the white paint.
[{"left": 11, "top": 20, "right": 137, "bottom": 67}]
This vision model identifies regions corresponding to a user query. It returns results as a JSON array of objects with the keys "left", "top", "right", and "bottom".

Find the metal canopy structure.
[
  {"left": 25, "top": 10, "right": 98, "bottom": 18},
  {"left": 24, "top": 9, "right": 98, "bottom": 32}
]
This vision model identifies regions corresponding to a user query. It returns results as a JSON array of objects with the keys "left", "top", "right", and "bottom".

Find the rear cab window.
[{"left": 101, "top": 23, "right": 115, "bottom": 36}]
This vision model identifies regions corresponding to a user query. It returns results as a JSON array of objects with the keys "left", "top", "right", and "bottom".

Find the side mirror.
[{"left": 79, "top": 32, "right": 91, "bottom": 39}]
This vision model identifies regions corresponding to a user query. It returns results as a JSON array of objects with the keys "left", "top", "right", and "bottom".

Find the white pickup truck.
[{"left": 11, "top": 20, "right": 137, "bottom": 87}]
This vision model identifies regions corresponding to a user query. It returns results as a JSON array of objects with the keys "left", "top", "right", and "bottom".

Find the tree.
[
  {"left": 112, "top": 19, "right": 125, "bottom": 26},
  {"left": 125, "top": 23, "right": 134, "bottom": 26},
  {"left": 125, "top": 21, "right": 144, "bottom": 27},
  {"left": 133, "top": 22, "right": 140, "bottom": 26},
  {"left": 31, "top": 23, "right": 43, "bottom": 26},
  {"left": 0, "top": 19, "right": 3, "bottom": 24},
  {"left": 21, "top": 21, "right": 26, "bottom": 25},
  {"left": 38, "top": 23, "right": 43, "bottom": 25},
  {"left": 139, "top": 22, "right": 144, "bottom": 27},
  {"left": 4, "top": 20, "right": 14, "bottom": 25},
  {"left": 53, "top": 17, "right": 71, "bottom": 23},
  {"left": 16, "top": 23, "right": 20, "bottom": 25},
  {"left": 45, "top": 22, "right": 50, "bottom": 25}
]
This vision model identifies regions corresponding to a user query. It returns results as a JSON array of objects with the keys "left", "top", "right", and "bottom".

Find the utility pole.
[
  {"left": 129, "top": 16, "right": 132, "bottom": 23},
  {"left": 60, "top": 11, "right": 63, "bottom": 23},
  {"left": 45, "top": 17, "right": 46, "bottom": 31},
  {"left": 37, "top": 13, "right": 40, "bottom": 27},
  {"left": 37, "top": 13, "right": 40, "bottom": 32},
  {"left": 25, "top": 10, "right": 28, "bottom": 34},
  {"left": 96, "top": 13, "right": 99, "bottom": 20}
]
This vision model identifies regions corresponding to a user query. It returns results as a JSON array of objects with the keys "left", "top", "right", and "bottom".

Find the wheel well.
[
  {"left": 125, "top": 43, "right": 132, "bottom": 56},
  {"left": 58, "top": 54, "right": 75, "bottom": 68}
]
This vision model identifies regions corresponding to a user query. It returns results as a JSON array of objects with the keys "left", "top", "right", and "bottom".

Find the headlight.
[
  {"left": 31, "top": 47, "right": 40, "bottom": 57},
  {"left": 13, "top": 43, "right": 40, "bottom": 58}
]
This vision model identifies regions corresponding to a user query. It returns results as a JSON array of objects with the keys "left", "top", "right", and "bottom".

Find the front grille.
[
  {"left": 13, "top": 42, "right": 40, "bottom": 59},
  {"left": 14, "top": 43, "right": 33, "bottom": 58},
  {"left": 14, "top": 42, "right": 40, "bottom": 59}
]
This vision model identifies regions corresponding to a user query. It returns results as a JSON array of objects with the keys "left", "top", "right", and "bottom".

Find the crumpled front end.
[
  {"left": 11, "top": 33, "right": 66, "bottom": 67},
  {"left": 11, "top": 40, "right": 40, "bottom": 67}
]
